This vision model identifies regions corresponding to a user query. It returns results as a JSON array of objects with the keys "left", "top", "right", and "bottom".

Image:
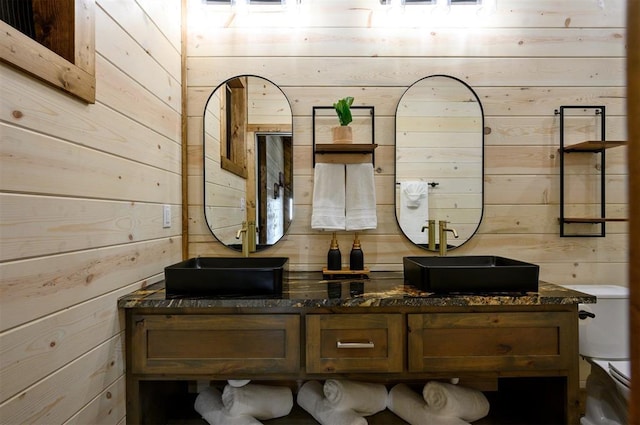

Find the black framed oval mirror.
[
  {"left": 395, "top": 75, "right": 484, "bottom": 251},
  {"left": 203, "top": 75, "right": 293, "bottom": 252}
]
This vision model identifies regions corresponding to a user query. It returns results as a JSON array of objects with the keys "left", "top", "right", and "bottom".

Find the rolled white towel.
[
  {"left": 323, "top": 379, "right": 388, "bottom": 416},
  {"left": 422, "top": 381, "right": 490, "bottom": 422},
  {"left": 297, "top": 381, "right": 367, "bottom": 425},
  {"left": 194, "top": 387, "right": 262, "bottom": 425},
  {"left": 228, "top": 379, "right": 251, "bottom": 388},
  {"left": 387, "top": 384, "right": 470, "bottom": 425},
  {"left": 222, "top": 383, "right": 293, "bottom": 420}
]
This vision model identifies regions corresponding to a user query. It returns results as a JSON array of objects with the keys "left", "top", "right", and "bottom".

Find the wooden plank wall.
[
  {"left": 186, "top": 0, "right": 628, "bottom": 287},
  {"left": 0, "top": 0, "right": 182, "bottom": 423}
]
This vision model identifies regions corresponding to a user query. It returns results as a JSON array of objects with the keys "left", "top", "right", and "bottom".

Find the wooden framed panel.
[
  {"left": 0, "top": 0, "right": 96, "bottom": 103},
  {"left": 131, "top": 314, "right": 300, "bottom": 375},
  {"left": 306, "top": 313, "right": 403, "bottom": 373},
  {"left": 408, "top": 311, "right": 574, "bottom": 373}
]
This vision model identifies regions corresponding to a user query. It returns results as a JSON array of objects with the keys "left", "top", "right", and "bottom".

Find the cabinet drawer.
[
  {"left": 306, "top": 314, "right": 403, "bottom": 373},
  {"left": 131, "top": 314, "right": 300, "bottom": 375},
  {"left": 408, "top": 312, "right": 573, "bottom": 373}
]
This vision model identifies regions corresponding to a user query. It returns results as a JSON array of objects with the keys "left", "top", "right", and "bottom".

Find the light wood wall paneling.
[
  {"left": 135, "top": 0, "right": 182, "bottom": 52},
  {"left": 64, "top": 376, "right": 126, "bottom": 425},
  {"left": 484, "top": 116, "right": 627, "bottom": 146},
  {"left": 479, "top": 204, "right": 628, "bottom": 235},
  {"left": 477, "top": 87, "right": 627, "bottom": 116},
  {"left": 189, "top": 232, "right": 628, "bottom": 272},
  {"left": 186, "top": 0, "right": 626, "bottom": 29},
  {"left": 188, "top": 86, "right": 627, "bottom": 121},
  {"left": 187, "top": 57, "right": 625, "bottom": 88},
  {"left": 485, "top": 145, "right": 627, "bottom": 175},
  {"left": 484, "top": 175, "right": 627, "bottom": 205},
  {"left": 96, "top": 55, "right": 181, "bottom": 141},
  {"left": 190, "top": 28, "right": 625, "bottom": 58},
  {"left": 95, "top": 6, "right": 181, "bottom": 113},
  {"left": 539, "top": 261, "right": 628, "bottom": 286},
  {"left": 0, "top": 280, "right": 149, "bottom": 401},
  {"left": 0, "top": 334, "right": 124, "bottom": 424},
  {"left": 0, "top": 67, "right": 181, "bottom": 174},
  {"left": 185, "top": 0, "right": 627, "bottom": 279},
  {"left": 1, "top": 123, "right": 181, "bottom": 205},
  {"left": 98, "top": 0, "right": 181, "bottom": 81},
  {"left": 0, "top": 239, "right": 179, "bottom": 331},
  {"left": 0, "top": 194, "right": 179, "bottom": 262},
  {"left": 0, "top": 0, "right": 182, "bottom": 423}
]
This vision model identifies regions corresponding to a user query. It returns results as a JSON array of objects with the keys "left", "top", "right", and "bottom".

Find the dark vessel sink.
[
  {"left": 165, "top": 257, "right": 288, "bottom": 298},
  {"left": 403, "top": 256, "right": 539, "bottom": 293}
]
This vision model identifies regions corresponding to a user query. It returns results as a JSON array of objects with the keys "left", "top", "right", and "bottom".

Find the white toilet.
[{"left": 564, "top": 285, "right": 630, "bottom": 425}]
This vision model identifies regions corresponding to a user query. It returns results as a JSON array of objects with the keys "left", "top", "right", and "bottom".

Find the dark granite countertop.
[{"left": 118, "top": 271, "right": 596, "bottom": 310}]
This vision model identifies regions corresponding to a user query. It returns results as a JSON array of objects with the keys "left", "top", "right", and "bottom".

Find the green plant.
[{"left": 333, "top": 96, "right": 354, "bottom": 126}]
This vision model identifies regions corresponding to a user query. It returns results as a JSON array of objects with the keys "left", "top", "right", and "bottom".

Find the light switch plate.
[{"left": 163, "top": 204, "right": 171, "bottom": 228}]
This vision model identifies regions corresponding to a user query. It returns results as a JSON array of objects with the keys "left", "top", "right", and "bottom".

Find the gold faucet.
[
  {"left": 438, "top": 220, "right": 459, "bottom": 256},
  {"left": 236, "top": 221, "right": 249, "bottom": 257},
  {"left": 421, "top": 219, "right": 436, "bottom": 251},
  {"left": 247, "top": 220, "right": 257, "bottom": 253}
]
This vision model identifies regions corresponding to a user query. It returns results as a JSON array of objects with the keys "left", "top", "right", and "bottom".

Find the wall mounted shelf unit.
[
  {"left": 312, "top": 106, "right": 376, "bottom": 167},
  {"left": 555, "top": 105, "right": 628, "bottom": 237}
]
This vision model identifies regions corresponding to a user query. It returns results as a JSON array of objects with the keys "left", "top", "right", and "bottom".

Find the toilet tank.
[{"left": 563, "top": 285, "right": 629, "bottom": 360}]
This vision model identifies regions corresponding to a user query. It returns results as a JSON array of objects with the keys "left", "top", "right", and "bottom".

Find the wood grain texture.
[
  {"left": 132, "top": 314, "right": 300, "bottom": 375},
  {"left": 0, "top": 281, "right": 144, "bottom": 401},
  {"left": 0, "top": 2, "right": 182, "bottom": 424},
  {"left": 0, "top": 0, "right": 96, "bottom": 103},
  {"left": 186, "top": 0, "right": 628, "bottom": 292},
  {"left": 625, "top": 0, "right": 638, "bottom": 421}
]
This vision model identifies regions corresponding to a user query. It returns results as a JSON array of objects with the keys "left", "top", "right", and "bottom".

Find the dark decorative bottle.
[
  {"left": 349, "top": 233, "right": 364, "bottom": 271},
  {"left": 327, "top": 232, "right": 342, "bottom": 270}
]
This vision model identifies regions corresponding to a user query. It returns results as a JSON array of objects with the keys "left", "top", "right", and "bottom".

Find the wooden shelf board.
[
  {"left": 315, "top": 143, "right": 378, "bottom": 154},
  {"left": 322, "top": 267, "right": 370, "bottom": 279},
  {"left": 563, "top": 140, "right": 627, "bottom": 152},
  {"left": 563, "top": 217, "right": 628, "bottom": 223}
]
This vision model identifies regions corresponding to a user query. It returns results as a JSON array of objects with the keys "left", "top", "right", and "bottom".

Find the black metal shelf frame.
[
  {"left": 555, "top": 105, "right": 607, "bottom": 237},
  {"left": 312, "top": 106, "right": 375, "bottom": 167}
]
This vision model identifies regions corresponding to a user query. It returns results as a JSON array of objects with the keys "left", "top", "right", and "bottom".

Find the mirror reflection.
[
  {"left": 395, "top": 75, "right": 484, "bottom": 251},
  {"left": 204, "top": 75, "right": 293, "bottom": 252}
]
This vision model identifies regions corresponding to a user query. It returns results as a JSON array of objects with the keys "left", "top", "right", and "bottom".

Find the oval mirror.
[
  {"left": 395, "top": 75, "right": 483, "bottom": 251},
  {"left": 204, "top": 75, "right": 293, "bottom": 252}
]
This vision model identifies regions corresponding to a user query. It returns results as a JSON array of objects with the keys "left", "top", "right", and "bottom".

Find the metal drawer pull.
[{"left": 336, "top": 341, "right": 374, "bottom": 349}]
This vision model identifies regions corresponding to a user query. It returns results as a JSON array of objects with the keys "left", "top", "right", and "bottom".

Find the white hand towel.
[
  {"left": 222, "top": 383, "right": 293, "bottom": 420},
  {"left": 387, "top": 384, "right": 470, "bottom": 425},
  {"left": 228, "top": 379, "right": 251, "bottom": 388},
  {"left": 297, "top": 381, "right": 367, "bottom": 425},
  {"left": 399, "top": 181, "right": 429, "bottom": 244},
  {"left": 323, "top": 379, "right": 388, "bottom": 416},
  {"left": 402, "top": 181, "right": 428, "bottom": 208},
  {"left": 422, "top": 381, "right": 490, "bottom": 422},
  {"left": 194, "top": 387, "right": 262, "bottom": 425},
  {"left": 346, "top": 163, "right": 377, "bottom": 231},
  {"left": 312, "top": 163, "right": 346, "bottom": 230}
]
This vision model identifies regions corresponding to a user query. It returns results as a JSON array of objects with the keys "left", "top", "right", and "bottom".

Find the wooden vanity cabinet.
[{"left": 125, "top": 304, "right": 580, "bottom": 425}]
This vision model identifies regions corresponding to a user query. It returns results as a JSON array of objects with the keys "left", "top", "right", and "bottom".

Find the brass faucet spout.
[
  {"left": 421, "top": 219, "right": 436, "bottom": 251},
  {"left": 438, "top": 220, "right": 459, "bottom": 256},
  {"left": 235, "top": 221, "right": 249, "bottom": 257}
]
